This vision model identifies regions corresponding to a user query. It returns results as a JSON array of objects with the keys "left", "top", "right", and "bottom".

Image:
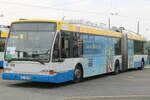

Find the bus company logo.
[{"left": 61, "top": 24, "right": 68, "bottom": 30}]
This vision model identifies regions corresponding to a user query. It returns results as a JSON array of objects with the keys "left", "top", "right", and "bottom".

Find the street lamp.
[
  {"left": 109, "top": 12, "right": 118, "bottom": 30},
  {"left": 0, "top": 14, "right": 4, "bottom": 17},
  {"left": 62, "top": 16, "right": 66, "bottom": 21},
  {"left": 110, "top": 13, "right": 118, "bottom": 16}
]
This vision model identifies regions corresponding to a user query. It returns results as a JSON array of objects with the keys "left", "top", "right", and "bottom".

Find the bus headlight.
[{"left": 48, "top": 70, "right": 57, "bottom": 75}]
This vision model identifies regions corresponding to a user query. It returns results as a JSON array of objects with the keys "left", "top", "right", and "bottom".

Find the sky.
[{"left": 0, "top": 0, "right": 150, "bottom": 39}]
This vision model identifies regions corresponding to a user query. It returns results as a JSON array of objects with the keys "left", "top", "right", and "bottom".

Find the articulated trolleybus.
[{"left": 2, "top": 20, "right": 148, "bottom": 83}]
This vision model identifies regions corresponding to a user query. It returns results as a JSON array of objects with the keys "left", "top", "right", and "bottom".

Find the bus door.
[{"left": 52, "top": 31, "right": 81, "bottom": 74}]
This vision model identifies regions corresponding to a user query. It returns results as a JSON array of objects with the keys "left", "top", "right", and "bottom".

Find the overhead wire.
[
  {"left": 0, "top": 0, "right": 150, "bottom": 21},
  {"left": 50, "top": 0, "right": 87, "bottom": 7},
  {"left": 0, "top": 0, "right": 108, "bottom": 15}
]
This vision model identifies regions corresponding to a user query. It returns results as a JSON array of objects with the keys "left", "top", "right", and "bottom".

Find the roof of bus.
[
  {"left": 127, "top": 34, "right": 145, "bottom": 41},
  {"left": 12, "top": 20, "right": 122, "bottom": 38},
  {"left": 12, "top": 20, "right": 61, "bottom": 24},
  {"left": 11, "top": 20, "right": 145, "bottom": 40}
]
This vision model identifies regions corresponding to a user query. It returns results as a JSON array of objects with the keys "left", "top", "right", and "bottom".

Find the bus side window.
[
  {"left": 61, "top": 32, "right": 71, "bottom": 58},
  {"left": 134, "top": 40, "right": 144, "bottom": 55},
  {"left": 115, "top": 38, "right": 121, "bottom": 55},
  {"left": 72, "top": 32, "right": 78, "bottom": 57},
  {"left": 72, "top": 32, "right": 83, "bottom": 57},
  {"left": 60, "top": 31, "right": 83, "bottom": 58},
  {"left": 78, "top": 34, "right": 83, "bottom": 57}
]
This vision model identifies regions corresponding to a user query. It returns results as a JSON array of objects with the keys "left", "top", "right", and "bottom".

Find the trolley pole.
[
  {"left": 109, "top": 13, "right": 118, "bottom": 30},
  {"left": 0, "top": 14, "right": 4, "bottom": 17},
  {"left": 62, "top": 16, "right": 66, "bottom": 21},
  {"left": 108, "top": 17, "right": 111, "bottom": 30},
  {"left": 137, "top": 21, "right": 139, "bottom": 34}
]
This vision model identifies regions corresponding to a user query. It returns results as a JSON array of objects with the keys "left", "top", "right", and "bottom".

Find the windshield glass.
[{"left": 5, "top": 22, "right": 56, "bottom": 62}]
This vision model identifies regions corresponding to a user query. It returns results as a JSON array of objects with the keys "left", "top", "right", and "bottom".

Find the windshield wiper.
[
  {"left": 33, "top": 59, "right": 45, "bottom": 65},
  {"left": 6, "top": 58, "right": 45, "bottom": 65}
]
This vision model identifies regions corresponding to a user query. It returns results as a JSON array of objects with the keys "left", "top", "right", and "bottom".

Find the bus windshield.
[{"left": 5, "top": 22, "right": 56, "bottom": 63}]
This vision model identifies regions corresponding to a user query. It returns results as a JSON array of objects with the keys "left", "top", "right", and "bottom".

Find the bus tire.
[
  {"left": 73, "top": 65, "right": 83, "bottom": 83},
  {"left": 113, "top": 61, "right": 120, "bottom": 75}
]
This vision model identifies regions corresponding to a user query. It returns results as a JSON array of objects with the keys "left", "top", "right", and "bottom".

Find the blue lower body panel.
[{"left": 2, "top": 70, "right": 74, "bottom": 83}]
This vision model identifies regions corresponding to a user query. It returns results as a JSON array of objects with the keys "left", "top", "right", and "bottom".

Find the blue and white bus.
[{"left": 2, "top": 20, "right": 147, "bottom": 83}]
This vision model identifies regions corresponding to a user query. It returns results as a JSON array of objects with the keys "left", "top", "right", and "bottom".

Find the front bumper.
[{"left": 2, "top": 70, "right": 74, "bottom": 83}]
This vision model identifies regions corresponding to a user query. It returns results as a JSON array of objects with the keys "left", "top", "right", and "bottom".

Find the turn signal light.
[{"left": 48, "top": 70, "right": 56, "bottom": 75}]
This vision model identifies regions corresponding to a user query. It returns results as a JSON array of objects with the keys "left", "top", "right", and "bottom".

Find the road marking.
[
  {"left": 127, "top": 75, "right": 135, "bottom": 79},
  {"left": 64, "top": 95, "right": 150, "bottom": 99}
]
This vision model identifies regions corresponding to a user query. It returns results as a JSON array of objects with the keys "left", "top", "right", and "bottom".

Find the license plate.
[{"left": 20, "top": 76, "right": 31, "bottom": 80}]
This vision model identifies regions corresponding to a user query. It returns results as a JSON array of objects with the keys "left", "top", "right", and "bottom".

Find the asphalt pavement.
[{"left": 0, "top": 66, "right": 150, "bottom": 100}]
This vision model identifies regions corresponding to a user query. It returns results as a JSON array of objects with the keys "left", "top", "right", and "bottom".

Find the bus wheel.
[
  {"left": 73, "top": 66, "right": 83, "bottom": 83},
  {"left": 113, "top": 62, "right": 119, "bottom": 75}
]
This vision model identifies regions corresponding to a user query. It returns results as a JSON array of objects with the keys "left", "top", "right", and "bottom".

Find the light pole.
[
  {"left": 0, "top": 14, "right": 4, "bottom": 26},
  {"left": 137, "top": 21, "right": 139, "bottom": 34},
  {"left": 108, "top": 17, "right": 110, "bottom": 29},
  {"left": 62, "top": 16, "right": 66, "bottom": 21},
  {"left": 108, "top": 13, "right": 118, "bottom": 30},
  {"left": 0, "top": 14, "right": 4, "bottom": 17}
]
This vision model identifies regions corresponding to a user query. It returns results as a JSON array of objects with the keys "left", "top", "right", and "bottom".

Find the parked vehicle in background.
[
  {"left": 147, "top": 41, "right": 150, "bottom": 64},
  {"left": 0, "top": 25, "right": 9, "bottom": 68}
]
